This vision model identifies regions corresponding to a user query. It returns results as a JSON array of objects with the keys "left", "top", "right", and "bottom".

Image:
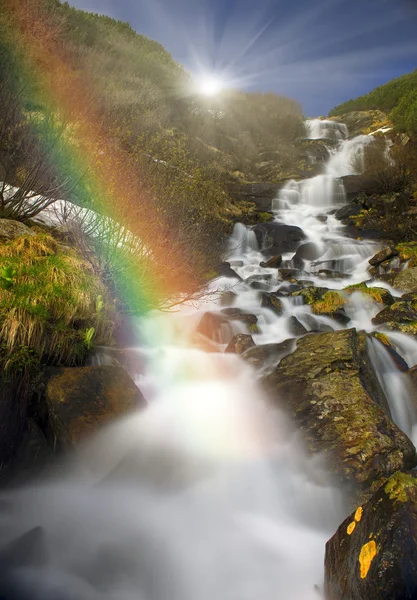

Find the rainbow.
[{"left": 1, "top": 0, "right": 193, "bottom": 315}]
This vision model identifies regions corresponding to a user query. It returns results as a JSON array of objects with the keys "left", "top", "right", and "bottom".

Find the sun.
[{"left": 198, "top": 75, "right": 224, "bottom": 96}]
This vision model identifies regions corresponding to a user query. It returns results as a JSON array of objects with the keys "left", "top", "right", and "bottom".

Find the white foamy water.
[{"left": 1, "top": 121, "right": 416, "bottom": 600}]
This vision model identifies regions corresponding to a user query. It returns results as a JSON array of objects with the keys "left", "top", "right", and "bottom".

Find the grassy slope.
[{"left": 329, "top": 70, "right": 417, "bottom": 135}]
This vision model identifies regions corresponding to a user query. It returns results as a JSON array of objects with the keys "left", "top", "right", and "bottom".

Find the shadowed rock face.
[
  {"left": 261, "top": 329, "right": 417, "bottom": 499},
  {"left": 44, "top": 366, "right": 146, "bottom": 448},
  {"left": 252, "top": 222, "right": 306, "bottom": 256},
  {"left": 325, "top": 471, "right": 417, "bottom": 600}
]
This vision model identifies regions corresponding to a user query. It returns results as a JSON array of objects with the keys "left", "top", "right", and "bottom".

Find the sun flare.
[{"left": 198, "top": 75, "right": 224, "bottom": 96}]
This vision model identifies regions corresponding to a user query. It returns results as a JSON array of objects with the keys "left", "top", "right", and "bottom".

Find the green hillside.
[{"left": 329, "top": 69, "right": 417, "bottom": 135}]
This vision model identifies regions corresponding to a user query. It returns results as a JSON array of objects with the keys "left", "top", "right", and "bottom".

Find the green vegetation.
[
  {"left": 329, "top": 69, "right": 417, "bottom": 135},
  {"left": 0, "top": 232, "right": 114, "bottom": 365}
]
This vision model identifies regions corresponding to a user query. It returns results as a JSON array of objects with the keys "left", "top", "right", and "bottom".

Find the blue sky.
[{"left": 68, "top": 0, "right": 417, "bottom": 116}]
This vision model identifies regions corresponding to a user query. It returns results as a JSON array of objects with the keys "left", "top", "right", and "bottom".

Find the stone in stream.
[
  {"left": 334, "top": 204, "right": 362, "bottom": 220},
  {"left": 260, "top": 254, "right": 282, "bottom": 269},
  {"left": 252, "top": 222, "right": 306, "bottom": 256},
  {"left": 325, "top": 471, "right": 417, "bottom": 600},
  {"left": 197, "top": 310, "right": 259, "bottom": 342},
  {"left": 261, "top": 329, "right": 417, "bottom": 499},
  {"left": 218, "top": 262, "right": 242, "bottom": 280},
  {"left": 369, "top": 246, "right": 399, "bottom": 266},
  {"left": 292, "top": 242, "right": 324, "bottom": 268},
  {"left": 44, "top": 366, "right": 146, "bottom": 448},
  {"left": 242, "top": 339, "right": 296, "bottom": 372},
  {"left": 260, "top": 293, "right": 284, "bottom": 316},
  {"left": 278, "top": 268, "right": 299, "bottom": 280},
  {"left": 372, "top": 301, "right": 417, "bottom": 326},
  {"left": 393, "top": 267, "right": 417, "bottom": 294},
  {"left": 288, "top": 316, "right": 308, "bottom": 336},
  {"left": 225, "top": 334, "right": 255, "bottom": 354},
  {"left": 220, "top": 290, "right": 237, "bottom": 306}
]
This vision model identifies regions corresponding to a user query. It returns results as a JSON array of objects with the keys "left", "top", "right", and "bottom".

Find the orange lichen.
[
  {"left": 354, "top": 507, "right": 363, "bottom": 522},
  {"left": 347, "top": 521, "right": 356, "bottom": 535},
  {"left": 359, "top": 541, "right": 377, "bottom": 579}
]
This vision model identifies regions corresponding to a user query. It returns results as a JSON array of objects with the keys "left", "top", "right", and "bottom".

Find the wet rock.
[
  {"left": 369, "top": 247, "right": 399, "bottom": 266},
  {"left": 317, "top": 269, "right": 349, "bottom": 280},
  {"left": 279, "top": 268, "right": 299, "bottom": 280},
  {"left": 296, "top": 280, "right": 314, "bottom": 287},
  {"left": 244, "top": 273, "right": 274, "bottom": 284},
  {"left": 372, "top": 301, "right": 417, "bottom": 326},
  {"left": 262, "top": 329, "right": 416, "bottom": 496},
  {"left": 393, "top": 268, "right": 417, "bottom": 294},
  {"left": 0, "top": 219, "right": 35, "bottom": 241},
  {"left": 311, "top": 291, "right": 351, "bottom": 325},
  {"left": 260, "top": 255, "right": 282, "bottom": 269},
  {"left": 335, "top": 204, "right": 361, "bottom": 220},
  {"left": 220, "top": 290, "right": 237, "bottom": 306},
  {"left": 225, "top": 334, "right": 255, "bottom": 354},
  {"left": 243, "top": 339, "right": 296, "bottom": 371},
  {"left": 252, "top": 223, "right": 306, "bottom": 255},
  {"left": 291, "top": 286, "right": 329, "bottom": 304},
  {"left": 249, "top": 281, "right": 272, "bottom": 291},
  {"left": 301, "top": 314, "right": 334, "bottom": 333},
  {"left": 325, "top": 471, "right": 417, "bottom": 600},
  {"left": 344, "top": 283, "right": 395, "bottom": 306},
  {"left": 44, "top": 366, "right": 146, "bottom": 448},
  {"left": 0, "top": 526, "right": 48, "bottom": 569},
  {"left": 292, "top": 242, "right": 324, "bottom": 265},
  {"left": 220, "top": 308, "right": 258, "bottom": 326},
  {"left": 218, "top": 262, "right": 243, "bottom": 280},
  {"left": 197, "top": 312, "right": 233, "bottom": 342},
  {"left": 289, "top": 316, "right": 308, "bottom": 336},
  {"left": 260, "top": 293, "right": 284, "bottom": 316}
]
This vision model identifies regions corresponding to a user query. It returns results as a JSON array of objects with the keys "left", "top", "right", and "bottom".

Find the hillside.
[{"left": 329, "top": 69, "right": 417, "bottom": 135}]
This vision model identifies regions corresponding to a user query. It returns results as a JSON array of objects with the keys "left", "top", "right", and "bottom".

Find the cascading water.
[{"left": 1, "top": 120, "right": 417, "bottom": 600}]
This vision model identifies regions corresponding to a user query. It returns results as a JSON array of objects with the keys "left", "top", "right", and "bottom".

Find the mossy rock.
[
  {"left": 291, "top": 286, "right": 329, "bottom": 304},
  {"left": 225, "top": 334, "right": 255, "bottom": 354},
  {"left": 44, "top": 366, "right": 146, "bottom": 448},
  {"left": 325, "top": 471, "right": 417, "bottom": 600},
  {"left": 395, "top": 242, "right": 417, "bottom": 262},
  {"left": 311, "top": 290, "right": 346, "bottom": 314},
  {"left": 262, "top": 329, "right": 416, "bottom": 498},
  {"left": 394, "top": 267, "right": 417, "bottom": 294},
  {"left": 372, "top": 301, "right": 417, "bottom": 326},
  {"left": 344, "top": 283, "right": 395, "bottom": 306}
]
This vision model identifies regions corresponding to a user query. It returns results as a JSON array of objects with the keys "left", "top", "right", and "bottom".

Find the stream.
[{"left": 1, "top": 120, "right": 417, "bottom": 600}]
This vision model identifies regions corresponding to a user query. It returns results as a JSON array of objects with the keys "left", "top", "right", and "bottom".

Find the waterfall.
[
  {"left": 305, "top": 119, "right": 348, "bottom": 141},
  {"left": 1, "top": 119, "right": 415, "bottom": 600}
]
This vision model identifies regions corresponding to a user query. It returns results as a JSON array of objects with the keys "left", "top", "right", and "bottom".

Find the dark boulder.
[
  {"left": 44, "top": 366, "right": 145, "bottom": 448},
  {"left": 261, "top": 293, "right": 284, "bottom": 316},
  {"left": 262, "top": 329, "right": 416, "bottom": 497},
  {"left": 292, "top": 242, "right": 324, "bottom": 266},
  {"left": 369, "top": 246, "right": 399, "bottom": 267},
  {"left": 218, "top": 262, "right": 242, "bottom": 280},
  {"left": 335, "top": 204, "right": 361, "bottom": 220},
  {"left": 225, "top": 334, "right": 255, "bottom": 354},
  {"left": 196, "top": 312, "right": 233, "bottom": 343},
  {"left": 325, "top": 471, "right": 417, "bottom": 600},
  {"left": 288, "top": 316, "right": 308, "bottom": 336},
  {"left": 252, "top": 223, "right": 306, "bottom": 255}
]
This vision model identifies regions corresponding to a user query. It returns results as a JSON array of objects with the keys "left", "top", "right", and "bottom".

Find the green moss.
[
  {"left": 395, "top": 242, "right": 417, "bottom": 261},
  {"left": 384, "top": 472, "right": 417, "bottom": 502},
  {"left": 249, "top": 323, "right": 260, "bottom": 334},
  {"left": 344, "top": 283, "right": 393, "bottom": 305},
  {"left": 257, "top": 212, "right": 274, "bottom": 223},
  {"left": 291, "top": 286, "right": 327, "bottom": 305},
  {"left": 312, "top": 291, "right": 346, "bottom": 315}
]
